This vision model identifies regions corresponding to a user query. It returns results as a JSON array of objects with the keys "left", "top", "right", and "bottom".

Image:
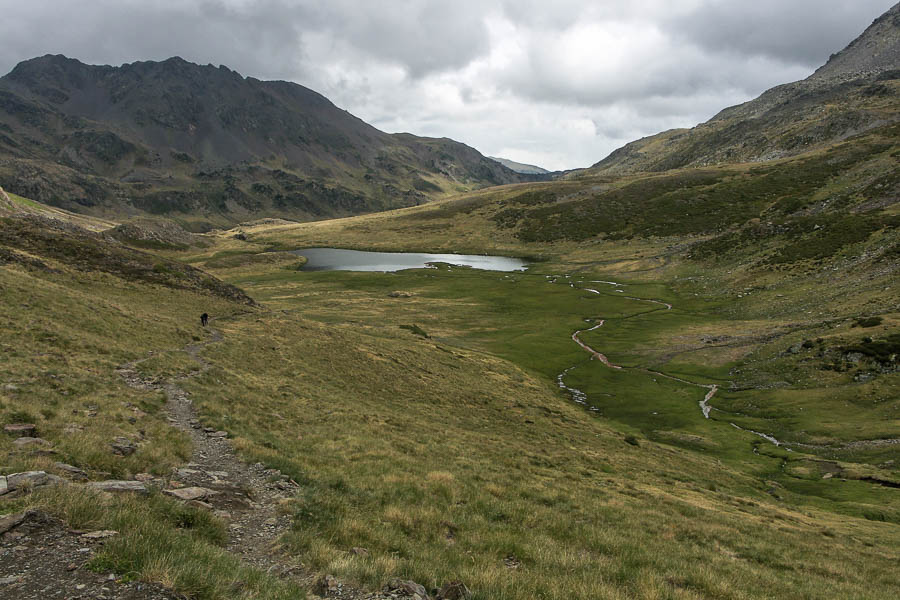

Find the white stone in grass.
[
  {"left": 82, "top": 530, "right": 119, "bottom": 539},
  {"left": 88, "top": 480, "right": 148, "bottom": 494},
  {"left": 165, "top": 486, "right": 215, "bottom": 501}
]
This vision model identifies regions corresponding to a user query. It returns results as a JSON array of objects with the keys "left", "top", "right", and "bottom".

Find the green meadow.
[{"left": 2, "top": 131, "right": 898, "bottom": 599}]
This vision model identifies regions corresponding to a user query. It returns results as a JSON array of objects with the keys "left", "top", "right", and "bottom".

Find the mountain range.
[{"left": 0, "top": 56, "right": 540, "bottom": 229}]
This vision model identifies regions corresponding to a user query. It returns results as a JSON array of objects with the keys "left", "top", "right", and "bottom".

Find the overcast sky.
[{"left": 0, "top": 1, "right": 895, "bottom": 170}]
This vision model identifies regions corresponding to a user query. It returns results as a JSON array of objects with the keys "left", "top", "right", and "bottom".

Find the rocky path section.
[
  {"left": 116, "top": 326, "right": 450, "bottom": 600},
  {"left": 1, "top": 510, "right": 183, "bottom": 600},
  {"left": 116, "top": 328, "right": 307, "bottom": 579}
]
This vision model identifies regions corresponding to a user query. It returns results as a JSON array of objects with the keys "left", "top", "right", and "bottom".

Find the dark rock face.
[
  {"left": 0, "top": 56, "right": 534, "bottom": 226},
  {"left": 592, "top": 3, "right": 900, "bottom": 174}
]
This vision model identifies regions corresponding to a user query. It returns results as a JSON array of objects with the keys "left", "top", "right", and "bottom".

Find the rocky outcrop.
[{"left": 0, "top": 471, "right": 64, "bottom": 496}]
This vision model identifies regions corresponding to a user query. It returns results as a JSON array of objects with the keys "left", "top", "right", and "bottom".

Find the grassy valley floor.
[
  {"left": 2, "top": 137, "right": 898, "bottom": 598},
  {"left": 150, "top": 219, "right": 898, "bottom": 598}
]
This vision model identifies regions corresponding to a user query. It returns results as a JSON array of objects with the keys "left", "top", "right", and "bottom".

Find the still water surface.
[{"left": 294, "top": 247, "right": 528, "bottom": 272}]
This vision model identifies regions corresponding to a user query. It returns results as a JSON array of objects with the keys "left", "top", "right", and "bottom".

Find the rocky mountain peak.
[{"left": 810, "top": 2, "right": 900, "bottom": 81}]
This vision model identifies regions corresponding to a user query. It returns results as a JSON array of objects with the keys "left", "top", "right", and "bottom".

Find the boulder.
[
  {"left": 3, "top": 423, "right": 36, "bottom": 436},
  {"left": 88, "top": 480, "right": 148, "bottom": 494},
  {"left": 0, "top": 511, "right": 26, "bottom": 535},
  {"left": 350, "top": 547, "right": 369, "bottom": 557},
  {"left": 388, "top": 291, "right": 415, "bottom": 298},
  {"left": 54, "top": 463, "right": 88, "bottom": 481},
  {"left": 386, "top": 578, "right": 430, "bottom": 599},
  {"left": 208, "top": 431, "right": 228, "bottom": 438},
  {"left": 7, "top": 471, "right": 49, "bottom": 489},
  {"left": 437, "top": 581, "right": 472, "bottom": 600},
  {"left": 0, "top": 471, "right": 63, "bottom": 495},
  {"left": 110, "top": 437, "right": 137, "bottom": 456}
]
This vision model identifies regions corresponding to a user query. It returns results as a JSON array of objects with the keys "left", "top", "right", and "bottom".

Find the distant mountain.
[
  {"left": 0, "top": 56, "right": 534, "bottom": 229},
  {"left": 592, "top": 3, "right": 900, "bottom": 174},
  {"left": 488, "top": 156, "right": 551, "bottom": 175}
]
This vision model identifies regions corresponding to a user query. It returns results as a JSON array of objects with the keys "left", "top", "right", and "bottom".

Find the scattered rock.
[
  {"left": 385, "top": 578, "right": 429, "bottom": 599},
  {"left": 316, "top": 574, "right": 341, "bottom": 595},
  {"left": 6, "top": 471, "right": 63, "bottom": 493},
  {"left": 88, "top": 480, "right": 148, "bottom": 494},
  {"left": 81, "top": 530, "right": 119, "bottom": 539},
  {"left": 110, "top": 437, "right": 137, "bottom": 456},
  {"left": 437, "top": 581, "right": 472, "bottom": 600},
  {"left": 63, "top": 423, "right": 84, "bottom": 434},
  {"left": 174, "top": 468, "right": 202, "bottom": 478},
  {"left": 165, "top": 486, "right": 214, "bottom": 501},
  {"left": 854, "top": 372, "right": 874, "bottom": 383},
  {"left": 3, "top": 423, "right": 36, "bottom": 436},
  {"left": 134, "top": 472, "right": 155, "bottom": 482},
  {"left": 845, "top": 352, "right": 864, "bottom": 364},
  {"left": 54, "top": 462, "right": 88, "bottom": 481},
  {"left": 208, "top": 430, "right": 228, "bottom": 438},
  {"left": 0, "top": 575, "right": 22, "bottom": 585},
  {"left": 0, "top": 511, "right": 27, "bottom": 535},
  {"left": 12, "top": 437, "right": 49, "bottom": 448}
]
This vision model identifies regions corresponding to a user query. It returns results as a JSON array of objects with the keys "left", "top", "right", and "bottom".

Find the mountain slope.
[
  {"left": 0, "top": 55, "right": 533, "bottom": 228},
  {"left": 592, "top": 2, "right": 900, "bottom": 174},
  {"left": 488, "top": 156, "right": 551, "bottom": 175}
]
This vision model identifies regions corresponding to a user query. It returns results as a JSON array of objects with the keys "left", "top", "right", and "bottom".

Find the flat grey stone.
[
  {"left": 12, "top": 437, "right": 49, "bottom": 448},
  {"left": 7, "top": 471, "right": 49, "bottom": 489},
  {"left": 3, "top": 423, "right": 36, "bottom": 435},
  {"left": 81, "top": 530, "right": 119, "bottom": 539},
  {"left": 88, "top": 480, "right": 148, "bottom": 494},
  {"left": 165, "top": 486, "right": 215, "bottom": 501}
]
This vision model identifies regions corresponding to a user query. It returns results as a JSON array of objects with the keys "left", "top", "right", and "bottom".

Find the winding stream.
[{"left": 556, "top": 277, "right": 793, "bottom": 450}]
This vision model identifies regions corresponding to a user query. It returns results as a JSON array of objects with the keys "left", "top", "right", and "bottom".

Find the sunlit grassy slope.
[
  {"left": 153, "top": 129, "right": 899, "bottom": 597},
  {"left": 1, "top": 125, "right": 898, "bottom": 599}
]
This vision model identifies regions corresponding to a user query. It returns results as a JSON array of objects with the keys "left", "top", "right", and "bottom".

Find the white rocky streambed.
[{"left": 554, "top": 277, "right": 797, "bottom": 450}]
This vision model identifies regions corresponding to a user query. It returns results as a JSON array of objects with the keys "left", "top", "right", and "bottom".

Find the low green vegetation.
[{"left": 2, "top": 129, "right": 897, "bottom": 599}]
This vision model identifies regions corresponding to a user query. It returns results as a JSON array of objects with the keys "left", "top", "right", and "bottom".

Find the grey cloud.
[
  {"left": 666, "top": 0, "right": 898, "bottom": 67},
  {"left": 0, "top": 0, "right": 894, "bottom": 170},
  {"left": 0, "top": 1, "right": 304, "bottom": 81}
]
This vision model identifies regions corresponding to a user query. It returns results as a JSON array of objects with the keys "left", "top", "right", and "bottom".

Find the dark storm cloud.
[
  {"left": 0, "top": 1, "right": 303, "bottom": 81},
  {"left": 0, "top": 0, "right": 895, "bottom": 170},
  {"left": 0, "top": 0, "right": 489, "bottom": 81}
]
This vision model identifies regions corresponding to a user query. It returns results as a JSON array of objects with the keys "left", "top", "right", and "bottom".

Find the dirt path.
[
  {"left": 114, "top": 324, "right": 410, "bottom": 599},
  {"left": 117, "top": 327, "right": 309, "bottom": 577}
]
